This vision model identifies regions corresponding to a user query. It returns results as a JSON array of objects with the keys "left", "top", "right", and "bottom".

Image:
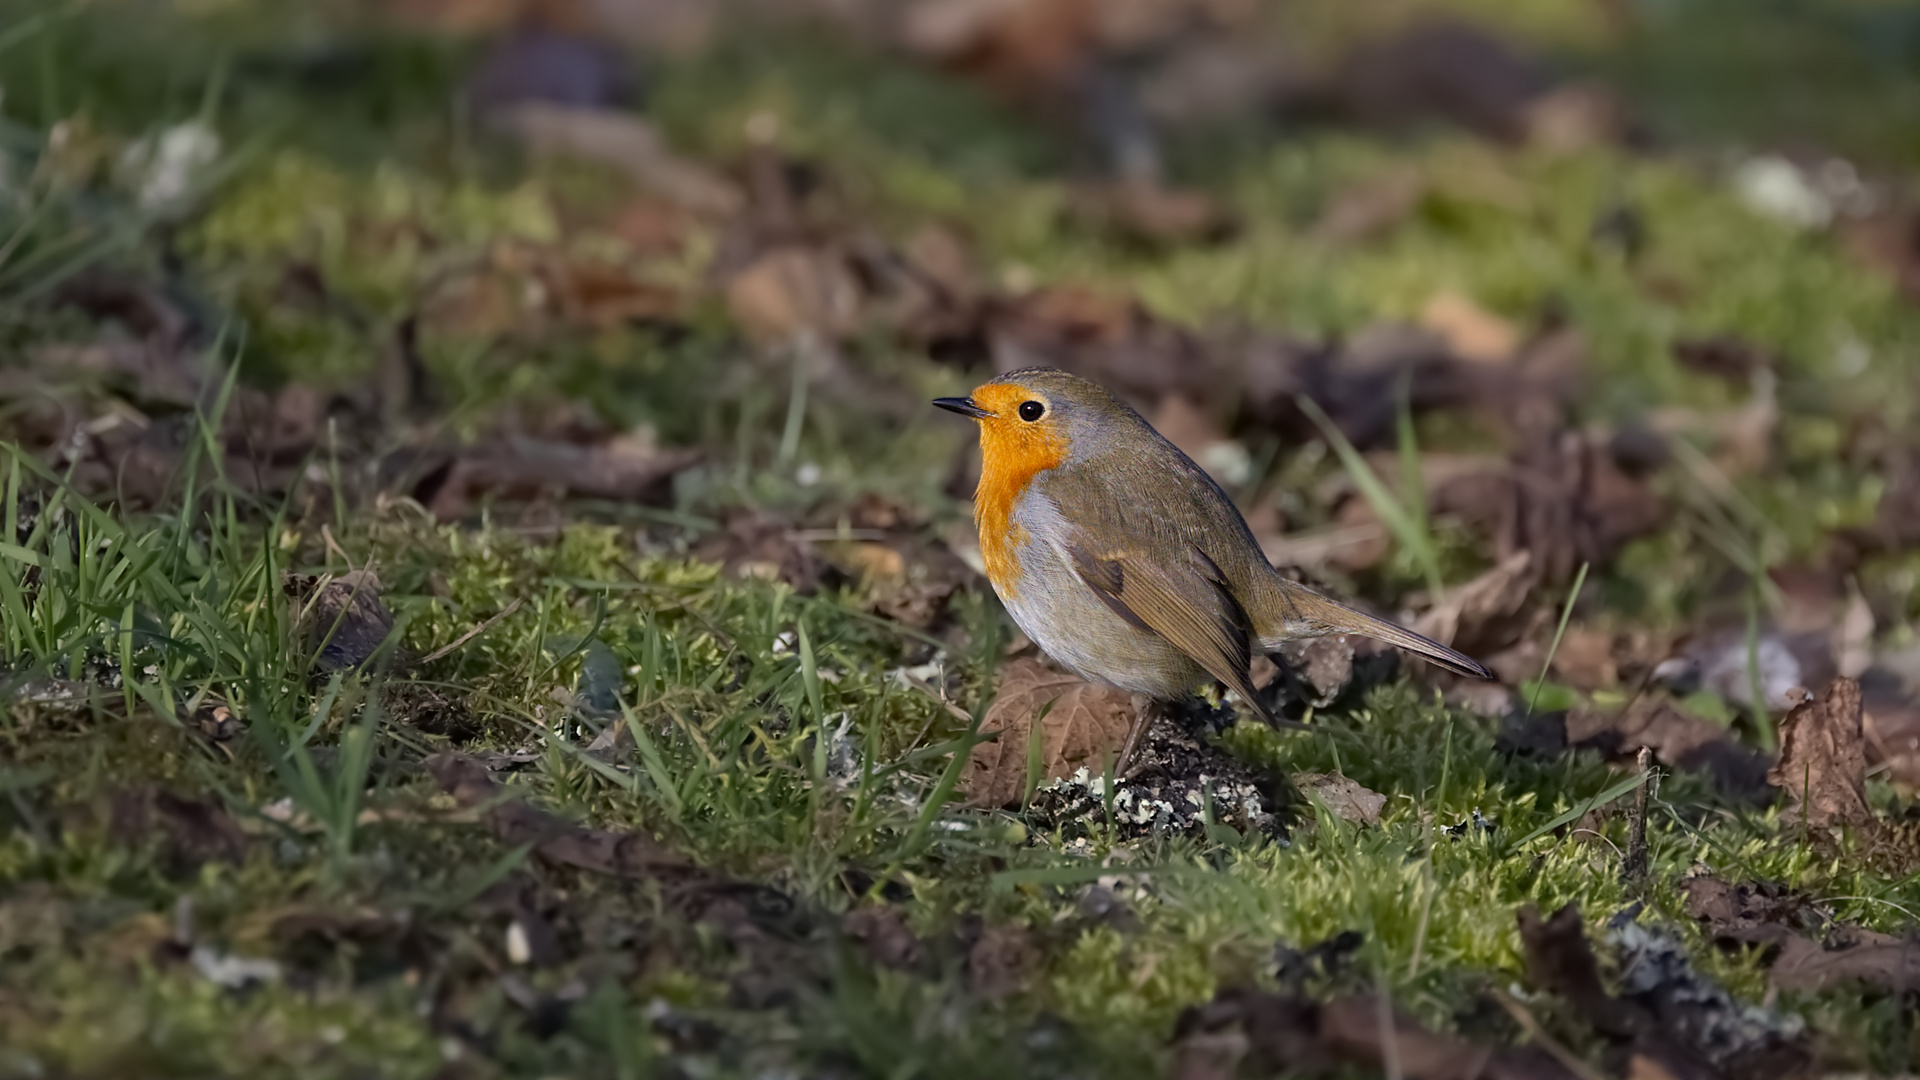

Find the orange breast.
[{"left": 970, "top": 385, "right": 1067, "bottom": 600}]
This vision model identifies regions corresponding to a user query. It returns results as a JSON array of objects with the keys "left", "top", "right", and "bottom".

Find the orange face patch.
[{"left": 968, "top": 382, "right": 1067, "bottom": 600}]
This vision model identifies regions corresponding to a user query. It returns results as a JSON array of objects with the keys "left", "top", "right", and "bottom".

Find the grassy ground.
[{"left": 2, "top": 1, "right": 1919, "bottom": 1077}]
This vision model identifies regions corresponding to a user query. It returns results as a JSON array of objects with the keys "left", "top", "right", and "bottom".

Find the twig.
[
  {"left": 421, "top": 597, "right": 526, "bottom": 664},
  {"left": 1489, "top": 990, "right": 1609, "bottom": 1080},
  {"left": 1623, "top": 746, "right": 1654, "bottom": 885}
]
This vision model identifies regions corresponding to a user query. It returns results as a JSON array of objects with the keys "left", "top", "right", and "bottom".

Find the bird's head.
[{"left": 933, "top": 368, "right": 1134, "bottom": 486}]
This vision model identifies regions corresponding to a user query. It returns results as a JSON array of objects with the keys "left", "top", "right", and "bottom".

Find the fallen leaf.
[
  {"left": 966, "top": 923, "right": 1038, "bottom": 1001},
  {"left": 106, "top": 788, "right": 251, "bottom": 876},
  {"left": 899, "top": 0, "right": 1098, "bottom": 98},
  {"left": 986, "top": 283, "right": 1214, "bottom": 408},
  {"left": 1294, "top": 773, "right": 1384, "bottom": 825},
  {"left": 1174, "top": 986, "right": 1581, "bottom": 1080},
  {"left": 294, "top": 569, "right": 396, "bottom": 672},
  {"left": 843, "top": 905, "right": 923, "bottom": 971},
  {"left": 1549, "top": 626, "right": 1617, "bottom": 690},
  {"left": 1684, "top": 874, "right": 1920, "bottom": 995},
  {"left": 1521, "top": 83, "right": 1629, "bottom": 152},
  {"left": 426, "top": 752, "right": 690, "bottom": 876},
  {"left": 1419, "top": 291, "right": 1518, "bottom": 363},
  {"left": 1412, "top": 550, "right": 1535, "bottom": 655},
  {"left": 1274, "top": 635, "right": 1358, "bottom": 704},
  {"left": 1767, "top": 927, "right": 1920, "bottom": 994},
  {"left": 1767, "top": 676, "right": 1873, "bottom": 830},
  {"left": 1069, "top": 179, "right": 1234, "bottom": 246},
  {"left": 542, "top": 259, "right": 681, "bottom": 328},
  {"left": 960, "top": 658, "right": 1134, "bottom": 807},
  {"left": 695, "top": 508, "right": 843, "bottom": 594},
  {"left": 1564, "top": 695, "right": 1772, "bottom": 804},
  {"left": 1520, "top": 904, "right": 1810, "bottom": 1080},
  {"left": 725, "top": 245, "right": 864, "bottom": 344}
]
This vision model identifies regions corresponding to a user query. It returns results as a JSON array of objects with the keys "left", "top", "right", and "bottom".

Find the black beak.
[{"left": 933, "top": 396, "right": 991, "bottom": 419}]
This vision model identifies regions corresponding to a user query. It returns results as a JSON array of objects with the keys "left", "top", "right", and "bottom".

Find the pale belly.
[{"left": 992, "top": 501, "right": 1205, "bottom": 700}]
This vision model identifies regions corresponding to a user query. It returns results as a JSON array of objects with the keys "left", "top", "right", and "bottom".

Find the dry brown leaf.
[
  {"left": 960, "top": 658, "right": 1134, "bottom": 807},
  {"left": 1563, "top": 695, "right": 1772, "bottom": 803},
  {"left": 1294, "top": 773, "right": 1385, "bottom": 825},
  {"left": 967, "top": 923, "right": 1040, "bottom": 1000},
  {"left": 1070, "top": 179, "right": 1233, "bottom": 246},
  {"left": 1767, "top": 927, "right": 1920, "bottom": 994},
  {"left": 725, "top": 245, "right": 864, "bottom": 345},
  {"left": 1549, "top": 626, "right": 1617, "bottom": 690},
  {"left": 1419, "top": 291, "right": 1518, "bottom": 363},
  {"left": 295, "top": 570, "right": 396, "bottom": 672},
  {"left": 1174, "top": 986, "right": 1582, "bottom": 1080},
  {"left": 1685, "top": 874, "right": 1920, "bottom": 995},
  {"left": 1767, "top": 676, "right": 1874, "bottom": 830},
  {"left": 1412, "top": 550, "right": 1535, "bottom": 652}
]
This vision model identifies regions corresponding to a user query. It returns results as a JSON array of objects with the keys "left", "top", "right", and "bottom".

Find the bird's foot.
[{"left": 1115, "top": 694, "right": 1164, "bottom": 780}]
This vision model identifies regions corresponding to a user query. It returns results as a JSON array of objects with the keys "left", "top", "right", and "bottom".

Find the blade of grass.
[
  {"left": 1527, "top": 561, "right": 1589, "bottom": 715},
  {"left": 1297, "top": 395, "right": 1444, "bottom": 599}
]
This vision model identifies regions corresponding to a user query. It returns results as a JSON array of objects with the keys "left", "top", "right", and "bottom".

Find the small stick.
[
  {"left": 421, "top": 596, "right": 526, "bottom": 664},
  {"left": 1623, "top": 746, "right": 1654, "bottom": 885}
]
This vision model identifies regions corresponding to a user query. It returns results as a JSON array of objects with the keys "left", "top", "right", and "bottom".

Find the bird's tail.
[{"left": 1257, "top": 577, "right": 1494, "bottom": 681}]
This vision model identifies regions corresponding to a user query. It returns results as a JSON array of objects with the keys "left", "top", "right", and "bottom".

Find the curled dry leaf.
[
  {"left": 1418, "top": 290, "right": 1518, "bottom": 364},
  {"left": 960, "top": 658, "right": 1134, "bottom": 807},
  {"left": 1766, "top": 676, "right": 1873, "bottom": 830},
  {"left": 725, "top": 245, "right": 865, "bottom": 345},
  {"left": 842, "top": 905, "right": 924, "bottom": 971},
  {"left": 1549, "top": 625, "right": 1617, "bottom": 691},
  {"left": 1293, "top": 773, "right": 1384, "bottom": 825},
  {"left": 1411, "top": 549, "right": 1535, "bottom": 655},
  {"left": 1563, "top": 695, "right": 1772, "bottom": 804},
  {"left": 294, "top": 569, "right": 396, "bottom": 672},
  {"left": 106, "top": 787, "right": 251, "bottom": 875},
  {"left": 1173, "top": 986, "right": 1581, "bottom": 1080},
  {"left": 1274, "top": 635, "right": 1360, "bottom": 704},
  {"left": 1433, "top": 424, "right": 1666, "bottom": 588},
  {"left": 1068, "top": 179, "right": 1234, "bottom": 247},
  {"left": 1519, "top": 904, "right": 1810, "bottom": 1080},
  {"left": 1685, "top": 875, "right": 1920, "bottom": 995},
  {"left": 966, "top": 923, "right": 1039, "bottom": 1001}
]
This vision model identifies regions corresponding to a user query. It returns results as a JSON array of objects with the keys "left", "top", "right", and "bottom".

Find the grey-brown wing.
[{"left": 1065, "top": 539, "right": 1304, "bottom": 730}]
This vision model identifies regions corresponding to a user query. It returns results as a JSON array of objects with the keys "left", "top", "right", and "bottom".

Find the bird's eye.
[{"left": 1018, "top": 400, "right": 1045, "bottom": 422}]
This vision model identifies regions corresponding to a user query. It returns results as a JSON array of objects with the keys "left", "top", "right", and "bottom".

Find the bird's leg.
[{"left": 1115, "top": 693, "right": 1163, "bottom": 780}]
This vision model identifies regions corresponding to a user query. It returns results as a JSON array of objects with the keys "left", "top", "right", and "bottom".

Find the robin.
[{"left": 936, "top": 368, "right": 1493, "bottom": 766}]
